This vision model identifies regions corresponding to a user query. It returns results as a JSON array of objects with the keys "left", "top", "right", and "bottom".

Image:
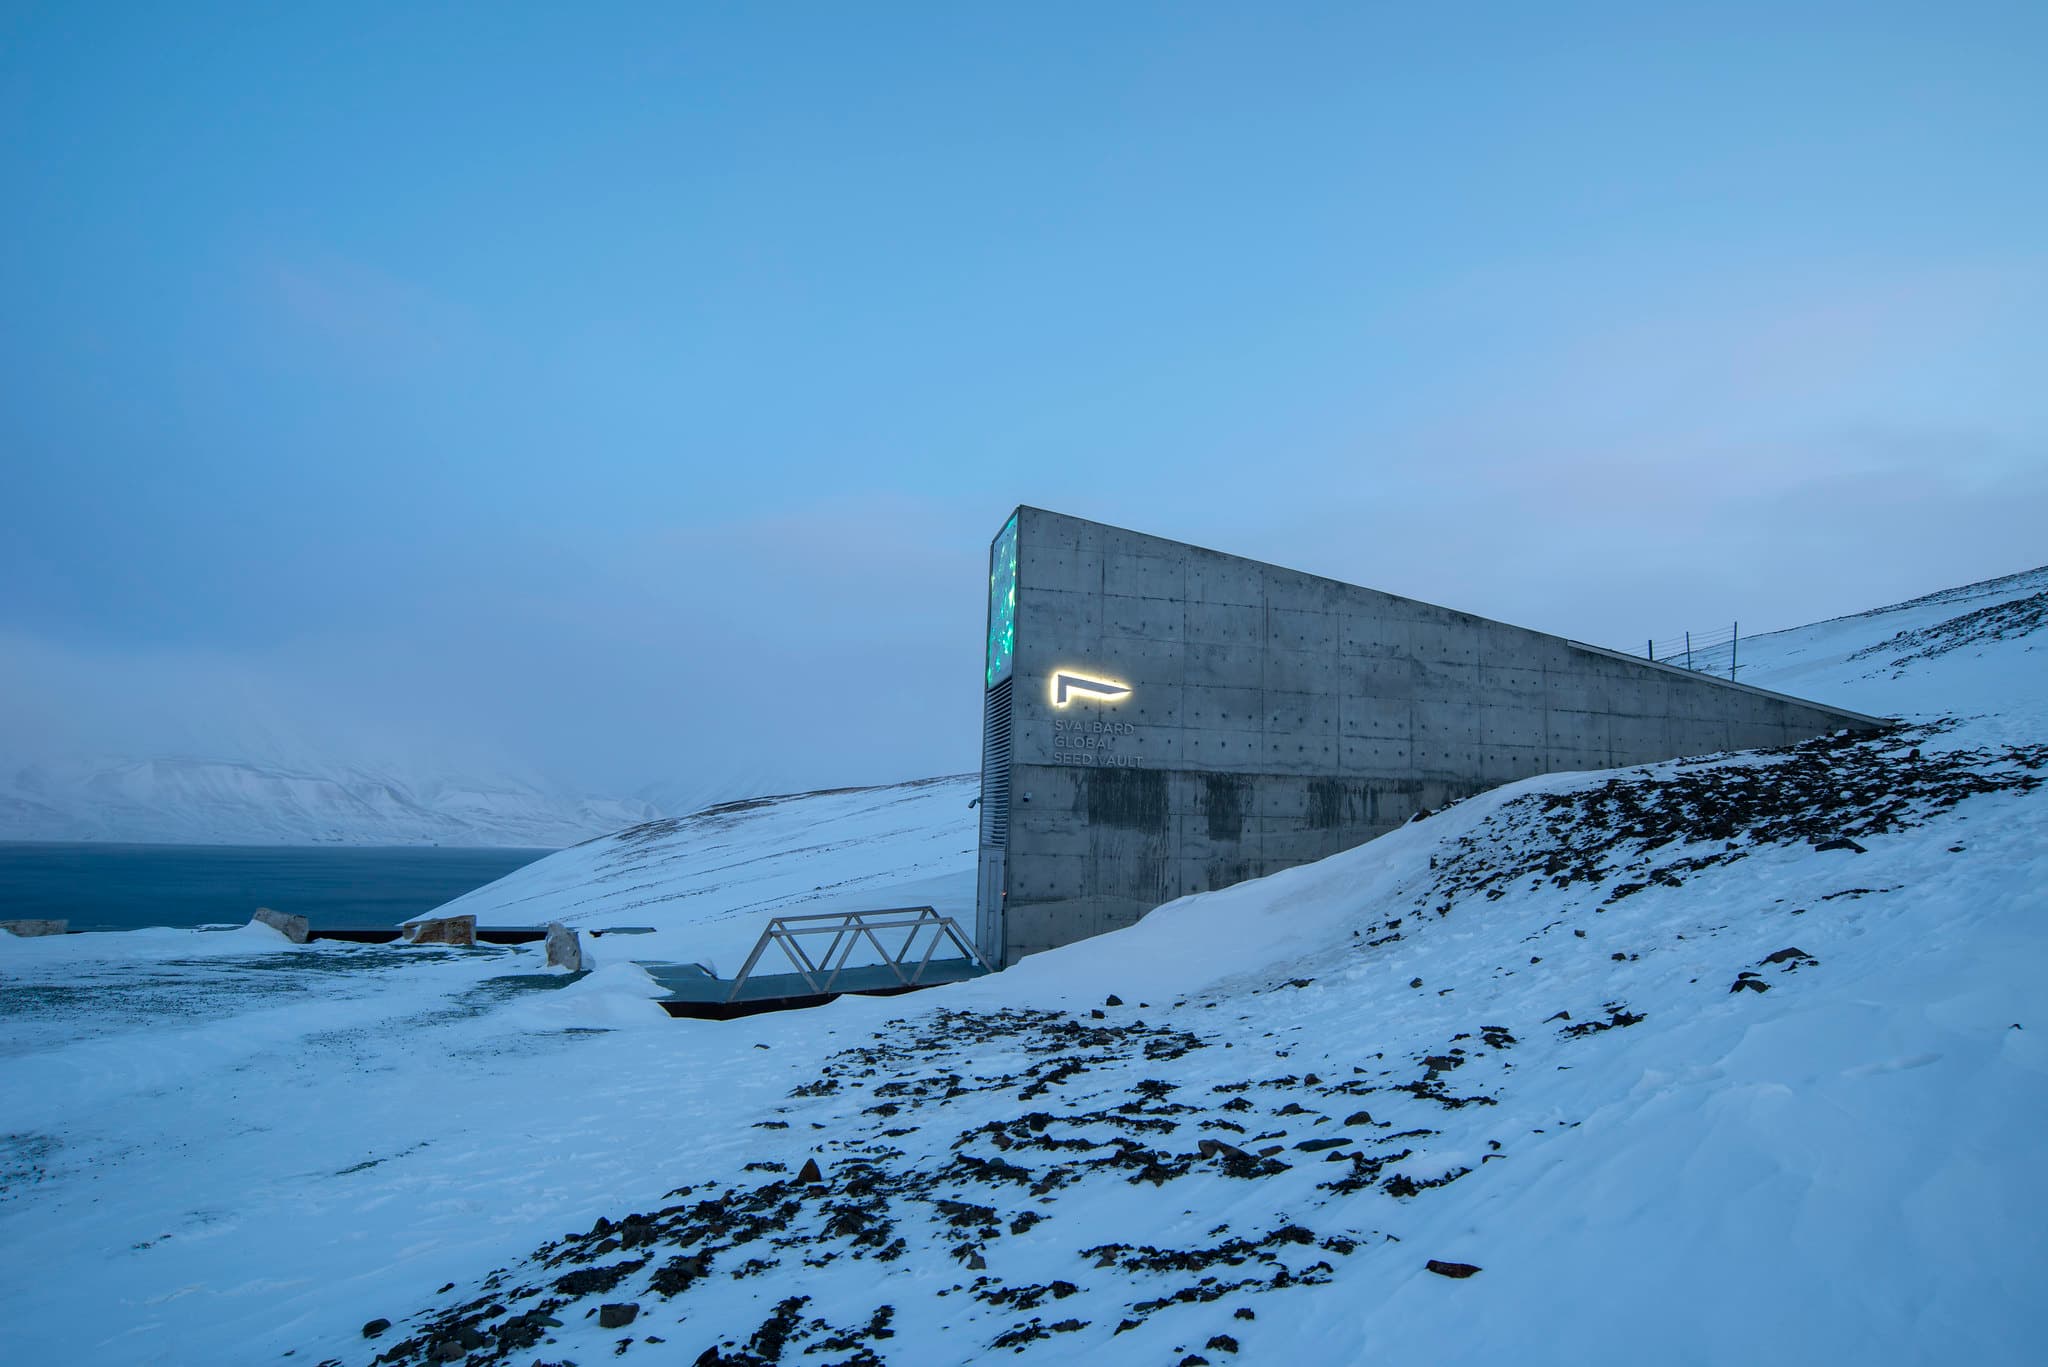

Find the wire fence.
[{"left": 1643, "top": 622, "right": 1741, "bottom": 681}]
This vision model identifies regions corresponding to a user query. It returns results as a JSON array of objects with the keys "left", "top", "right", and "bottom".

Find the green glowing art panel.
[{"left": 986, "top": 514, "right": 1018, "bottom": 687}]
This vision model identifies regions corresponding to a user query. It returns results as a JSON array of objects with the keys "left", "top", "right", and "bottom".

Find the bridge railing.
[{"left": 723, "top": 907, "right": 989, "bottom": 1003}]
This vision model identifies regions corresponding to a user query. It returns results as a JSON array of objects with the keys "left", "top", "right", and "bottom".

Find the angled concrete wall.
[{"left": 976, "top": 507, "right": 1888, "bottom": 966}]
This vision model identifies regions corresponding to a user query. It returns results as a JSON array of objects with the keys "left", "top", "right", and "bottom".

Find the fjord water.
[{"left": 0, "top": 844, "right": 553, "bottom": 932}]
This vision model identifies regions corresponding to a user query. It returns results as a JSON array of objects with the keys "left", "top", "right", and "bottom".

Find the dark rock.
[
  {"left": 1426, "top": 1259, "right": 1481, "bottom": 1278},
  {"left": 1207, "top": 1334, "right": 1241, "bottom": 1352},
  {"left": 1814, "top": 837, "right": 1866, "bottom": 853},
  {"left": 967, "top": 1251, "right": 987, "bottom": 1270},
  {"left": 1560, "top": 1004, "right": 1645, "bottom": 1037},
  {"left": 650, "top": 1253, "right": 710, "bottom": 1297},
  {"left": 1105, "top": 994, "right": 1124, "bottom": 1007},
  {"left": 361, "top": 1318, "right": 391, "bottom": 1339},
  {"left": 1761, "top": 947, "right": 1816, "bottom": 965},
  {"left": 1343, "top": 1111, "right": 1374, "bottom": 1126},
  {"left": 796, "top": 1157, "right": 824, "bottom": 1185},
  {"left": 1409, "top": 978, "right": 1423, "bottom": 989},
  {"left": 1294, "top": 1138, "right": 1349, "bottom": 1152},
  {"left": 555, "top": 1259, "right": 647, "bottom": 1298},
  {"left": 1731, "top": 974, "right": 1770, "bottom": 993},
  {"left": 1234, "top": 1307, "right": 1256, "bottom": 1320},
  {"left": 598, "top": 1303, "right": 639, "bottom": 1329}
]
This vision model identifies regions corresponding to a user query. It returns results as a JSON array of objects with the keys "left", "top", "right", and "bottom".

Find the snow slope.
[
  {"left": 0, "top": 754, "right": 668, "bottom": 848},
  {"left": 431, "top": 775, "right": 979, "bottom": 975},
  {"left": 0, "top": 566, "right": 2041, "bottom": 1367}
]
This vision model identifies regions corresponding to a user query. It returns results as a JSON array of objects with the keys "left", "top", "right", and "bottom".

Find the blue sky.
[{"left": 3, "top": 3, "right": 2043, "bottom": 800}]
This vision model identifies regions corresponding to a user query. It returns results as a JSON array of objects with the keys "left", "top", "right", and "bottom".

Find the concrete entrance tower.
[{"left": 973, "top": 507, "right": 1886, "bottom": 968}]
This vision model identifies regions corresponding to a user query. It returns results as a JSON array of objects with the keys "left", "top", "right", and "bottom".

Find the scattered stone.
[
  {"left": 1234, "top": 1307, "right": 1256, "bottom": 1320},
  {"left": 1560, "top": 1004, "right": 1644, "bottom": 1037},
  {"left": 0, "top": 919, "right": 67, "bottom": 937},
  {"left": 1342, "top": 1111, "right": 1374, "bottom": 1127},
  {"left": 1426, "top": 1259, "right": 1481, "bottom": 1279},
  {"left": 1761, "top": 946, "right": 1818, "bottom": 967},
  {"left": 1814, "top": 836, "right": 1867, "bottom": 853},
  {"left": 796, "top": 1158, "right": 825, "bottom": 1185},
  {"left": 361, "top": 1318, "right": 391, "bottom": 1339},
  {"left": 1105, "top": 994, "right": 1124, "bottom": 1007},
  {"left": 598, "top": 1303, "right": 638, "bottom": 1329},
  {"left": 555, "top": 1259, "right": 647, "bottom": 1297},
  {"left": 401, "top": 915, "right": 477, "bottom": 947},
  {"left": 544, "top": 922, "right": 583, "bottom": 972},
  {"left": 252, "top": 908, "right": 309, "bottom": 943},
  {"left": 1207, "top": 1333, "right": 1241, "bottom": 1352},
  {"left": 1409, "top": 978, "right": 1423, "bottom": 989},
  {"left": 1731, "top": 974, "right": 1771, "bottom": 994}
]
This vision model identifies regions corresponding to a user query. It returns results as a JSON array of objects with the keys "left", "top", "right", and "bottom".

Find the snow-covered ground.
[
  {"left": 0, "top": 567, "right": 2041, "bottom": 1367},
  {"left": 431, "top": 775, "right": 979, "bottom": 978},
  {"left": 0, "top": 754, "right": 671, "bottom": 848}
]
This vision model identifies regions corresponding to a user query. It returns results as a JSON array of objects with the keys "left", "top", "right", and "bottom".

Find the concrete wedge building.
[{"left": 973, "top": 507, "right": 1887, "bottom": 967}]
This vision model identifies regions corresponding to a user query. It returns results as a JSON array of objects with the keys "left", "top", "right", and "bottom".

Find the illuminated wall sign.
[
  {"left": 985, "top": 515, "right": 1019, "bottom": 688},
  {"left": 1052, "top": 671, "right": 1131, "bottom": 707}
]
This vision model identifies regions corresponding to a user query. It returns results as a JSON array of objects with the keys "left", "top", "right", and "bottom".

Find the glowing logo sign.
[
  {"left": 985, "top": 515, "right": 1019, "bottom": 688},
  {"left": 1051, "top": 671, "right": 1131, "bottom": 707}
]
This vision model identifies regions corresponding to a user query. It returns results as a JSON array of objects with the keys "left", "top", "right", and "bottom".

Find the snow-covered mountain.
[
  {"left": 0, "top": 564, "right": 2041, "bottom": 1367},
  {"left": 0, "top": 754, "right": 669, "bottom": 848}
]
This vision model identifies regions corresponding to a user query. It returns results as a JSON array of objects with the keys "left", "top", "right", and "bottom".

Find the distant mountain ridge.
[{"left": 0, "top": 754, "right": 668, "bottom": 848}]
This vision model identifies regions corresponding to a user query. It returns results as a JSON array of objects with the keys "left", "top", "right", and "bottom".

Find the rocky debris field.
[
  {"left": 348, "top": 1002, "right": 1471, "bottom": 1367},
  {"left": 1849, "top": 589, "right": 2046, "bottom": 672},
  {"left": 1424, "top": 725, "right": 2043, "bottom": 913}
]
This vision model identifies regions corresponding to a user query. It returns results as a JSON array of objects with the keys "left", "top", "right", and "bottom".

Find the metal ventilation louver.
[{"left": 979, "top": 677, "right": 1012, "bottom": 846}]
